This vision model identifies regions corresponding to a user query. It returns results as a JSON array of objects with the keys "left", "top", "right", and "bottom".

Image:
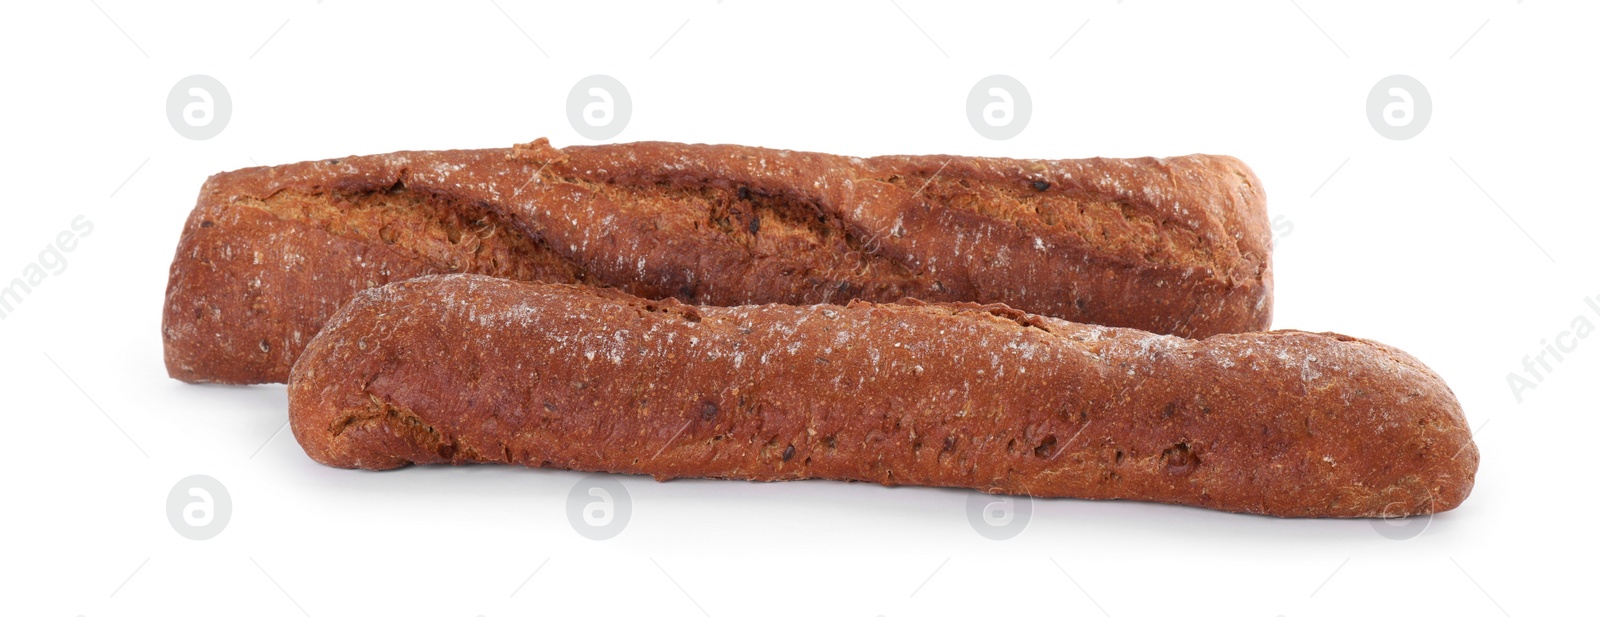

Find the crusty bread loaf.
[
  {"left": 165, "top": 138, "right": 1272, "bottom": 384},
  {"left": 288, "top": 275, "right": 1472, "bottom": 518}
]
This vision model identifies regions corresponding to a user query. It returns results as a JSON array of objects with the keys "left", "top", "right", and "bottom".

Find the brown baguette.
[
  {"left": 165, "top": 138, "right": 1271, "bottom": 384},
  {"left": 287, "top": 274, "right": 1473, "bottom": 518}
]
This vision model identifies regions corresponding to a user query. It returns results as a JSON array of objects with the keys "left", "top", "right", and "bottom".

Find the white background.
[{"left": 2, "top": 1, "right": 1594, "bottom": 615}]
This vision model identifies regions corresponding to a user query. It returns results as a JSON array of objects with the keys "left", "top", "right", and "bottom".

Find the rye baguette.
[
  {"left": 287, "top": 275, "right": 1472, "bottom": 518},
  {"left": 167, "top": 138, "right": 1271, "bottom": 384}
]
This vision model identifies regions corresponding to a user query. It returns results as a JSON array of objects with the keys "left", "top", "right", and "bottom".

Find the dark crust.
[
  {"left": 165, "top": 138, "right": 1272, "bottom": 384},
  {"left": 287, "top": 275, "right": 1473, "bottom": 519}
]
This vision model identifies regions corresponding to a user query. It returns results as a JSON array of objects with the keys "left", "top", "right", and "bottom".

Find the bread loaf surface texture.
[
  {"left": 166, "top": 138, "right": 1271, "bottom": 384},
  {"left": 288, "top": 275, "right": 1472, "bottom": 518}
]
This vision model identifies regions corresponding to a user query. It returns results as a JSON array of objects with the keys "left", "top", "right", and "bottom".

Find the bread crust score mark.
[
  {"left": 164, "top": 139, "right": 1272, "bottom": 384},
  {"left": 288, "top": 275, "right": 1472, "bottom": 519}
]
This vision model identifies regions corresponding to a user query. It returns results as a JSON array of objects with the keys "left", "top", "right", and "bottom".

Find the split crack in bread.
[
  {"left": 288, "top": 275, "right": 1474, "bottom": 518},
  {"left": 165, "top": 138, "right": 1272, "bottom": 384}
]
